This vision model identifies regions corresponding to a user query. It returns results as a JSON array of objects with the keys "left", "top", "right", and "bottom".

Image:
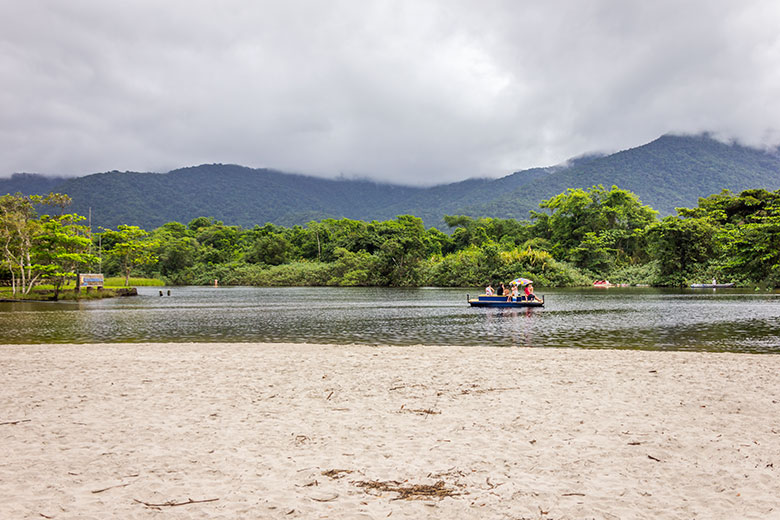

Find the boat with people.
[
  {"left": 468, "top": 276, "right": 544, "bottom": 307},
  {"left": 467, "top": 294, "right": 544, "bottom": 308}
]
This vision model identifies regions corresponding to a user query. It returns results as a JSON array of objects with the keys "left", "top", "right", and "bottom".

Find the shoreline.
[{"left": 1, "top": 343, "right": 779, "bottom": 519}]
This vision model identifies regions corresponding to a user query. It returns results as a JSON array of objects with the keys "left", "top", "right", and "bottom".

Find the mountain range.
[{"left": 3, "top": 134, "right": 780, "bottom": 230}]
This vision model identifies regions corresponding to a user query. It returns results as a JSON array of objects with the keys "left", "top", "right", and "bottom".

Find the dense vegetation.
[
  {"left": 5, "top": 184, "right": 780, "bottom": 294},
  {"left": 3, "top": 134, "right": 780, "bottom": 230}
]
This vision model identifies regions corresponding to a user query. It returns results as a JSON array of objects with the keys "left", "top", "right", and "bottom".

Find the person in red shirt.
[{"left": 524, "top": 283, "right": 540, "bottom": 302}]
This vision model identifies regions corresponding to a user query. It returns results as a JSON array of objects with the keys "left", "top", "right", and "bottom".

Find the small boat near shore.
[
  {"left": 467, "top": 294, "right": 544, "bottom": 308},
  {"left": 690, "top": 282, "right": 735, "bottom": 289}
]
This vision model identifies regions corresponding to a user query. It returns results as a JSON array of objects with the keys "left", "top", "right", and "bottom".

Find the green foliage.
[
  {"left": 99, "top": 185, "right": 780, "bottom": 289},
  {"left": 645, "top": 216, "right": 716, "bottom": 286},
  {"left": 528, "top": 185, "right": 657, "bottom": 274},
  {"left": 604, "top": 260, "right": 660, "bottom": 286},
  {"left": 0, "top": 192, "right": 94, "bottom": 297},
  {"left": 12, "top": 183, "right": 780, "bottom": 290},
  {"left": 423, "top": 245, "right": 589, "bottom": 287},
  {"left": 100, "top": 225, "right": 159, "bottom": 286},
  {"left": 34, "top": 213, "right": 97, "bottom": 297}
]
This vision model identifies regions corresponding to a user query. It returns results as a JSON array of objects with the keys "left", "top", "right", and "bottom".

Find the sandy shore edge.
[{"left": 1, "top": 342, "right": 779, "bottom": 519}]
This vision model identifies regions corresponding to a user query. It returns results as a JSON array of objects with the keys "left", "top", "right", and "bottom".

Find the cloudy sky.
[{"left": 2, "top": 1, "right": 779, "bottom": 184}]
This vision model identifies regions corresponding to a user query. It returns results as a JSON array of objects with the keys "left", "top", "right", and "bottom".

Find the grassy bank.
[
  {"left": 0, "top": 277, "right": 163, "bottom": 301},
  {"left": 103, "top": 277, "right": 165, "bottom": 287}
]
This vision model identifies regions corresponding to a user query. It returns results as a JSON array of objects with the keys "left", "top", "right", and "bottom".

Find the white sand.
[{"left": 1, "top": 343, "right": 779, "bottom": 519}]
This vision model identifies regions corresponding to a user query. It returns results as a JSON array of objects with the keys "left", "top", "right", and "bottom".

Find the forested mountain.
[
  {"left": 0, "top": 173, "right": 69, "bottom": 197},
  {"left": 2, "top": 134, "right": 779, "bottom": 229},
  {"left": 467, "top": 134, "right": 780, "bottom": 219}
]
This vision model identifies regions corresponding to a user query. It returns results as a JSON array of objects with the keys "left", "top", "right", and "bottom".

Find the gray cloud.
[{"left": 1, "top": 0, "right": 779, "bottom": 184}]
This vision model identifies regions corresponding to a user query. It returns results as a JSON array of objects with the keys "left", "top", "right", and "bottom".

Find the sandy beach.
[{"left": 1, "top": 343, "right": 779, "bottom": 519}]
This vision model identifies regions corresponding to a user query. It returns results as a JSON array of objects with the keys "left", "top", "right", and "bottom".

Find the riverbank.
[
  {"left": 1, "top": 343, "right": 778, "bottom": 519},
  {"left": 0, "top": 287, "right": 137, "bottom": 302}
]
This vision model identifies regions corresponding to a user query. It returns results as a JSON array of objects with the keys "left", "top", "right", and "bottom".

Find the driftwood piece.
[
  {"left": 133, "top": 497, "right": 219, "bottom": 507},
  {"left": 92, "top": 482, "right": 131, "bottom": 494},
  {"left": 0, "top": 419, "right": 31, "bottom": 426},
  {"left": 399, "top": 406, "right": 441, "bottom": 416}
]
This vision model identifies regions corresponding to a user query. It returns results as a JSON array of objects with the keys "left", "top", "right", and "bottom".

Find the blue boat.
[{"left": 467, "top": 294, "right": 544, "bottom": 308}]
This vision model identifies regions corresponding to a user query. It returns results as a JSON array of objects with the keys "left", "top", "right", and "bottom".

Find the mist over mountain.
[{"left": 3, "top": 134, "right": 780, "bottom": 230}]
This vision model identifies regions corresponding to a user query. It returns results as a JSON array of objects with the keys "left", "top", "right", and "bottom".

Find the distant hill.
[
  {"left": 2, "top": 134, "right": 779, "bottom": 229},
  {"left": 465, "top": 134, "right": 780, "bottom": 219},
  {"left": 0, "top": 173, "right": 69, "bottom": 197}
]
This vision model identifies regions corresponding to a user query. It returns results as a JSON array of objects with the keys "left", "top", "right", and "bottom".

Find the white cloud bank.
[{"left": 1, "top": 0, "right": 779, "bottom": 184}]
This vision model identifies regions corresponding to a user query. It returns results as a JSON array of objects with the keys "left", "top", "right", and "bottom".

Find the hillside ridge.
[{"left": 3, "top": 134, "right": 780, "bottom": 229}]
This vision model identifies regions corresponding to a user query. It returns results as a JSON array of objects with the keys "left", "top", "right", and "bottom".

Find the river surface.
[{"left": 1, "top": 286, "right": 780, "bottom": 352}]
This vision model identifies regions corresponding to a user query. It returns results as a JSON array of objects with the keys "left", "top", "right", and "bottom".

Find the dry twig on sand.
[
  {"left": 354, "top": 480, "right": 459, "bottom": 500},
  {"left": 133, "top": 498, "right": 219, "bottom": 508},
  {"left": 91, "top": 482, "right": 131, "bottom": 494},
  {"left": 0, "top": 419, "right": 31, "bottom": 426},
  {"left": 459, "top": 386, "right": 522, "bottom": 395},
  {"left": 399, "top": 406, "right": 441, "bottom": 416}
]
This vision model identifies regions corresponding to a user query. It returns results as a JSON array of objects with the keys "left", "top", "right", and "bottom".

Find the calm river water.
[{"left": 2, "top": 286, "right": 780, "bottom": 352}]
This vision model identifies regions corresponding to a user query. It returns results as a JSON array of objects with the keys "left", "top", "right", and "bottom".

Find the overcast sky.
[{"left": 2, "top": 1, "right": 779, "bottom": 184}]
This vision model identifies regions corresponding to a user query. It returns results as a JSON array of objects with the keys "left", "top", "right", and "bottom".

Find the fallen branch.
[
  {"left": 0, "top": 419, "right": 31, "bottom": 426},
  {"left": 92, "top": 482, "right": 131, "bottom": 494},
  {"left": 459, "top": 386, "right": 522, "bottom": 395},
  {"left": 133, "top": 497, "right": 219, "bottom": 507},
  {"left": 401, "top": 408, "right": 441, "bottom": 416},
  {"left": 647, "top": 454, "right": 662, "bottom": 462}
]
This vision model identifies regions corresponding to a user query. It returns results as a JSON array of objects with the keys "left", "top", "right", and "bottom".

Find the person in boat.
[
  {"left": 485, "top": 284, "right": 494, "bottom": 296},
  {"left": 510, "top": 283, "right": 519, "bottom": 302},
  {"left": 498, "top": 283, "right": 506, "bottom": 296},
  {"left": 524, "top": 283, "right": 541, "bottom": 303}
]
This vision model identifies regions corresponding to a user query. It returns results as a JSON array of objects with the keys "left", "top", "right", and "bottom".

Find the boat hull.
[
  {"left": 468, "top": 295, "right": 544, "bottom": 307},
  {"left": 690, "top": 283, "right": 735, "bottom": 288}
]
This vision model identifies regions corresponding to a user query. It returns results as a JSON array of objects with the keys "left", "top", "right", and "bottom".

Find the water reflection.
[{"left": 1, "top": 286, "right": 780, "bottom": 353}]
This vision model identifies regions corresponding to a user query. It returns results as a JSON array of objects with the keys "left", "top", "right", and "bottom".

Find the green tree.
[
  {"left": 373, "top": 215, "right": 428, "bottom": 286},
  {"left": 530, "top": 185, "right": 657, "bottom": 272},
  {"left": 646, "top": 216, "right": 716, "bottom": 286},
  {"left": 246, "top": 234, "right": 291, "bottom": 265},
  {"left": 0, "top": 193, "right": 40, "bottom": 294},
  {"left": 0, "top": 193, "right": 77, "bottom": 295},
  {"left": 100, "top": 225, "right": 159, "bottom": 285},
  {"left": 35, "top": 213, "right": 97, "bottom": 299}
]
